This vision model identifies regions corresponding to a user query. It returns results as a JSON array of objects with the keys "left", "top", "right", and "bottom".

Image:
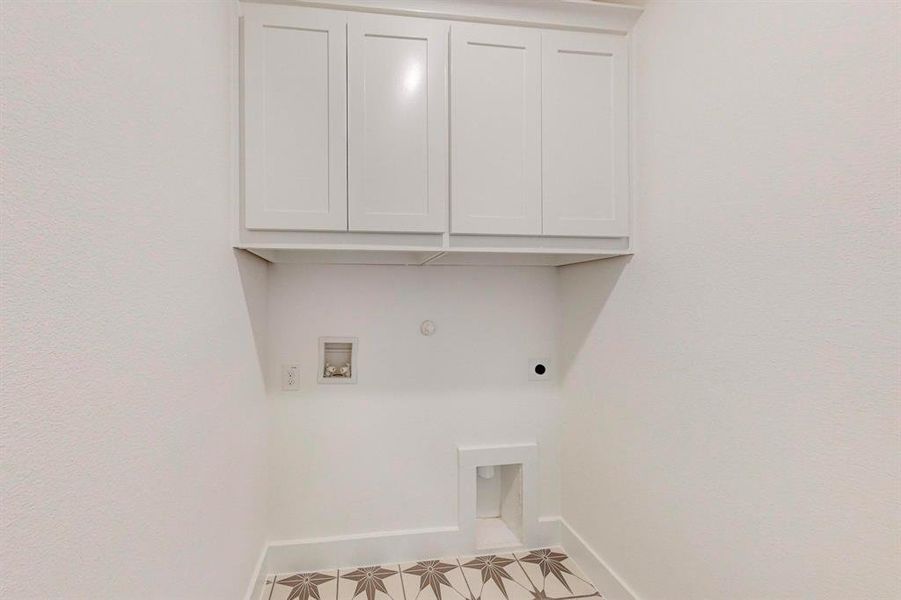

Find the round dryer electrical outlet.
[{"left": 528, "top": 358, "right": 551, "bottom": 381}]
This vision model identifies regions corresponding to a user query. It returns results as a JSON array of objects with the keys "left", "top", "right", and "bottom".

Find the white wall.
[
  {"left": 0, "top": 2, "right": 269, "bottom": 599},
  {"left": 4, "top": 0, "right": 899, "bottom": 597},
  {"left": 266, "top": 265, "right": 560, "bottom": 539},
  {"left": 559, "top": 1, "right": 900, "bottom": 599}
]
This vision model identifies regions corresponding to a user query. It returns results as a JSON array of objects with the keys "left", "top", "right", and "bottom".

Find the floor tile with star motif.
[
  {"left": 398, "top": 559, "right": 471, "bottom": 600},
  {"left": 260, "top": 548, "right": 601, "bottom": 600}
]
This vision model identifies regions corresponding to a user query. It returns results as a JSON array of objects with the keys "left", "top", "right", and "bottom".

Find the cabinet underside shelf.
[{"left": 237, "top": 244, "right": 633, "bottom": 267}]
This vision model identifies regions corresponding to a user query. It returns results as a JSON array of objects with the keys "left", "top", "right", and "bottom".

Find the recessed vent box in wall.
[
  {"left": 459, "top": 444, "right": 539, "bottom": 551},
  {"left": 234, "top": 1, "right": 642, "bottom": 267},
  {"left": 318, "top": 337, "right": 357, "bottom": 384},
  {"left": 476, "top": 464, "right": 524, "bottom": 550}
]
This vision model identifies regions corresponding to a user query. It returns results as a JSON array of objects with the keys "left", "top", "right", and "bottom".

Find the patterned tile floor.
[{"left": 260, "top": 548, "right": 602, "bottom": 600}]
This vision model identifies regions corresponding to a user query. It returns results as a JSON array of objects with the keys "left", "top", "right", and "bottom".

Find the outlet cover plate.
[{"left": 281, "top": 365, "right": 300, "bottom": 391}]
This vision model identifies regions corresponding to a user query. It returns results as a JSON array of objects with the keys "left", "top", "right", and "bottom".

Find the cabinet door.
[
  {"left": 542, "top": 31, "right": 629, "bottom": 237},
  {"left": 243, "top": 9, "right": 347, "bottom": 231},
  {"left": 348, "top": 15, "right": 448, "bottom": 233},
  {"left": 451, "top": 24, "right": 541, "bottom": 235}
]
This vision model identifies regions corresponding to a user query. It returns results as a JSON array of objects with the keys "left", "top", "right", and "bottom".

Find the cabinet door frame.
[
  {"left": 450, "top": 23, "right": 541, "bottom": 236},
  {"left": 541, "top": 30, "right": 629, "bottom": 237},
  {"left": 347, "top": 15, "right": 449, "bottom": 233},
  {"left": 242, "top": 7, "right": 348, "bottom": 231}
]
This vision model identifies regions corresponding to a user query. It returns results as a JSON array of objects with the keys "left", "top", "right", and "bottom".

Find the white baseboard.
[
  {"left": 255, "top": 515, "right": 560, "bottom": 577},
  {"left": 558, "top": 517, "right": 639, "bottom": 600},
  {"left": 265, "top": 525, "right": 462, "bottom": 575},
  {"left": 244, "top": 541, "right": 272, "bottom": 600}
]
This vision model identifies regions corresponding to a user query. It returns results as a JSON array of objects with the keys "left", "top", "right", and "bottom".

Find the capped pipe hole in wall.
[
  {"left": 318, "top": 337, "right": 357, "bottom": 384},
  {"left": 475, "top": 463, "right": 523, "bottom": 550}
]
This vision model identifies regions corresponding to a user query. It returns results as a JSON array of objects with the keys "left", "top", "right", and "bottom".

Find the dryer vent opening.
[{"left": 475, "top": 463, "right": 523, "bottom": 549}]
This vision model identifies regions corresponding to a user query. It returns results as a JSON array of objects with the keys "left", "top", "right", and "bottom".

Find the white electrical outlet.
[
  {"left": 528, "top": 358, "right": 551, "bottom": 381},
  {"left": 281, "top": 365, "right": 300, "bottom": 391}
]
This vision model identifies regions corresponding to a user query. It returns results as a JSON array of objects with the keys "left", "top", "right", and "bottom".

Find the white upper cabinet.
[
  {"left": 450, "top": 24, "right": 541, "bottom": 236},
  {"left": 347, "top": 15, "right": 448, "bottom": 233},
  {"left": 242, "top": 9, "right": 347, "bottom": 231},
  {"left": 238, "top": 2, "right": 641, "bottom": 264},
  {"left": 541, "top": 31, "right": 629, "bottom": 237}
]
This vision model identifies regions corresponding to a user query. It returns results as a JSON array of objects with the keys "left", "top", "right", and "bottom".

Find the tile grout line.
[
  {"left": 501, "top": 553, "right": 534, "bottom": 594},
  {"left": 456, "top": 558, "right": 475, "bottom": 600},
  {"left": 514, "top": 554, "right": 538, "bottom": 593},
  {"left": 266, "top": 573, "right": 275, "bottom": 600},
  {"left": 447, "top": 560, "right": 471, "bottom": 600},
  {"left": 388, "top": 564, "right": 400, "bottom": 600},
  {"left": 398, "top": 564, "right": 407, "bottom": 600}
]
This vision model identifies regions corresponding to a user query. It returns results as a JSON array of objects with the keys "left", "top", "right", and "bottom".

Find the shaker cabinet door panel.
[
  {"left": 541, "top": 31, "right": 629, "bottom": 237},
  {"left": 243, "top": 9, "right": 347, "bottom": 231},
  {"left": 348, "top": 15, "right": 448, "bottom": 232},
  {"left": 450, "top": 24, "right": 541, "bottom": 235}
]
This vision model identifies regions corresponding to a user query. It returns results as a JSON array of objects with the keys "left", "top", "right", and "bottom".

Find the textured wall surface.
[
  {"left": 266, "top": 265, "right": 560, "bottom": 539},
  {"left": 0, "top": 2, "right": 269, "bottom": 598},
  {"left": 559, "top": 1, "right": 900, "bottom": 598},
  {"left": 3, "top": 1, "right": 899, "bottom": 598}
]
